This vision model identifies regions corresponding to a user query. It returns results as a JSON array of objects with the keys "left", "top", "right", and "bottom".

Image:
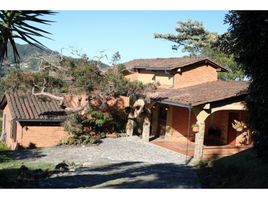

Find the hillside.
[
  {"left": 4, "top": 43, "right": 110, "bottom": 71},
  {"left": 6, "top": 43, "right": 51, "bottom": 71},
  {"left": 197, "top": 148, "right": 268, "bottom": 188}
]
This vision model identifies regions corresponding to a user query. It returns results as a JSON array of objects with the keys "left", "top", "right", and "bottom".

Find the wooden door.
[
  {"left": 157, "top": 105, "right": 168, "bottom": 137},
  {"left": 228, "top": 112, "right": 239, "bottom": 145}
]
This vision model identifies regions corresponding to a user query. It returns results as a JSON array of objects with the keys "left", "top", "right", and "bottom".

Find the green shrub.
[
  {"left": 0, "top": 141, "right": 10, "bottom": 151},
  {"left": 59, "top": 135, "right": 98, "bottom": 146}
]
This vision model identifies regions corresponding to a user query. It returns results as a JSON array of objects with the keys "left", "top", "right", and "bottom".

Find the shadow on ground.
[
  {"left": 38, "top": 161, "right": 200, "bottom": 188},
  {"left": 0, "top": 149, "right": 46, "bottom": 161}
]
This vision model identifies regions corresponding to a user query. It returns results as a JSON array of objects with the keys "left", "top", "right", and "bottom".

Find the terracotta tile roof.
[
  {"left": 149, "top": 80, "right": 249, "bottom": 106},
  {"left": 0, "top": 91, "right": 66, "bottom": 121},
  {"left": 124, "top": 56, "right": 229, "bottom": 72}
]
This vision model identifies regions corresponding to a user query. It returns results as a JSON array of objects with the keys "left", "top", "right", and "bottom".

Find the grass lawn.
[
  {"left": 0, "top": 149, "right": 54, "bottom": 188},
  {"left": 197, "top": 148, "right": 268, "bottom": 188}
]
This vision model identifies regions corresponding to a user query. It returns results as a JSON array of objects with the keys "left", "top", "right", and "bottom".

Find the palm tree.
[{"left": 0, "top": 11, "right": 55, "bottom": 64}]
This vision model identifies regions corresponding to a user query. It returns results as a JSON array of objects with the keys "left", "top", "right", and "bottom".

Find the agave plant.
[
  {"left": 0, "top": 10, "right": 55, "bottom": 64},
  {"left": 232, "top": 120, "right": 247, "bottom": 132}
]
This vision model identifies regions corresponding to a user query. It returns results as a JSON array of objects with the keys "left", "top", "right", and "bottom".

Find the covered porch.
[
  {"left": 149, "top": 100, "right": 252, "bottom": 161},
  {"left": 144, "top": 81, "right": 251, "bottom": 161}
]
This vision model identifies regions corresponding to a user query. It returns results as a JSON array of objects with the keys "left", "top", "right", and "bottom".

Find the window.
[
  {"left": 10, "top": 119, "right": 17, "bottom": 141},
  {"left": 2, "top": 114, "right": 6, "bottom": 132}
]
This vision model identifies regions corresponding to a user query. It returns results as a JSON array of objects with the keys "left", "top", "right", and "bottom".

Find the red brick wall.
[
  {"left": 125, "top": 64, "right": 218, "bottom": 89},
  {"left": 18, "top": 124, "right": 69, "bottom": 148},
  {"left": 171, "top": 106, "right": 197, "bottom": 142},
  {"left": 174, "top": 64, "right": 217, "bottom": 88},
  {"left": 2, "top": 104, "right": 18, "bottom": 149},
  {"left": 2, "top": 103, "right": 69, "bottom": 149}
]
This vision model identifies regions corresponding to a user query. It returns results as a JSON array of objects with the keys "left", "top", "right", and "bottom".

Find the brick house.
[
  {"left": 0, "top": 91, "right": 69, "bottom": 149},
  {"left": 124, "top": 56, "right": 250, "bottom": 161}
]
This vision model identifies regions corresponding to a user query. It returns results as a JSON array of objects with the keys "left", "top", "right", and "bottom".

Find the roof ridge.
[
  {"left": 124, "top": 56, "right": 228, "bottom": 71},
  {"left": 127, "top": 56, "right": 208, "bottom": 61}
]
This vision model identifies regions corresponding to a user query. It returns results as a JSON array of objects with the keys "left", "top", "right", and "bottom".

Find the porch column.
[
  {"left": 126, "top": 113, "right": 134, "bottom": 136},
  {"left": 142, "top": 116, "right": 150, "bottom": 142},
  {"left": 193, "top": 121, "right": 205, "bottom": 161},
  {"left": 165, "top": 106, "right": 173, "bottom": 138}
]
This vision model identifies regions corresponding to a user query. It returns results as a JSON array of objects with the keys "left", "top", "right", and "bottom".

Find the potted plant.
[
  {"left": 192, "top": 124, "right": 199, "bottom": 133},
  {"left": 232, "top": 120, "right": 247, "bottom": 132}
]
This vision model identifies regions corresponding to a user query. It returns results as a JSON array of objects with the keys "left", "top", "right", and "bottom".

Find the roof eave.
[
  {"left": 190, "top": 93, "right": 248, "bottom": 107},
  {"left": 0, "top": 94, "right": 7, "bottom": 110},
  {"left": 204, "top": 59, "right": 230, "bottom": 72},
  {"left": 134, "top": 66, "right": 172, "bottom": 71},
  {"left": 158, "top": 99, "right": 192, "bottom": 109},
  {"left": 156, "top": 91, "right": 248, "bottom": 108},
  {"left": 17, "top": 119, "right": 65, "bottom": 123}
]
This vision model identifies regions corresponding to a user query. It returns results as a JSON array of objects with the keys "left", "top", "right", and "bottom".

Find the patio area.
[{"left": 151, "top": 137, "right": 252, "bottom": 160}]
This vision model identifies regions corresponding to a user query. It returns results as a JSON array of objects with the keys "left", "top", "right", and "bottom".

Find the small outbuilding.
[{"left": 0, "top": 91, "right": 69, "bottom": 149}]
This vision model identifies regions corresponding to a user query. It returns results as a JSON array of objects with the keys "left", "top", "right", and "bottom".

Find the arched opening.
[{"left": 204, "top": 110, "right": 251, "bottom": 147}]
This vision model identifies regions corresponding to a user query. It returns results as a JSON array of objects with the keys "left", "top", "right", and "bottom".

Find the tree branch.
[
  {"left": 65, "top": 101, "right": 89, "bottom": 113},
  {"left": 32, "top": 86, "right": 65, "bottom": 106}
]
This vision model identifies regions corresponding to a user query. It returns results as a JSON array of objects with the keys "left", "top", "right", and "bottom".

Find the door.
[
  {"left": 228, "top": 112, "right": 239, "bottom": 145},
  {"left": 157, "top": 105, "right": 168, "bottom": 138}
]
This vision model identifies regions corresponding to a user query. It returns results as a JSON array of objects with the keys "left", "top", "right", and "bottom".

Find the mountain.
[
  {"left": 5, "top": 43, "right": 110, "bottom": 71},
  {"left": 6, "top": 43, "right": 54, "bottom": 71}
]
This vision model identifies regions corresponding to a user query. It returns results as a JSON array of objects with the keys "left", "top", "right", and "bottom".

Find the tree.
[
  {"left": 155, "top": 19, "right": 245, "bottom": 80},
  {"left": 155, "top": 19, "right": 217, "bottom": 56},
  {"left": 222, "top": 11, "right": 268, "bottom": 158},
  {"left": 202, "top": 46, "right": 245, "bottom": 80},
  {"left": 0, "top": 49, "right": 157, "bottom": 143},
  {"left": 0, "top": 69, "right": 65, "bottom": 97},
  {"left": 0, "top": 11, "right": 55, "bottom": 64}
]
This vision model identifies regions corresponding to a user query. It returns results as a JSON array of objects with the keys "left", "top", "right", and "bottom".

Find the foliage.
[
  {"left": 0, "top": 69, "right": 66, "bottom": 97},
  {"left": 0, "top": 152, "right": 55, "bottom": 188},
  {"left": 191, "top": 123, "right": 199, "bottom": 128},
  {"left": 110, "top": 51, "right": 121, "bottom": 66},
  {"left": 197, "top": 149, "right": 268, "bottom": 188},
  {"left": 232, "top": 120, "right": 247, "bottom": 131},
  {"left": 108, "top": 107, "right": 128, "bottom": 133},
  {"left": 0, "top": 69, "right": 34, "bottom": 95},
  {"left": 201, "top": 46, "right": 245, "bottom": 80},
  {"left": 155, "top": 19, "right": 245, "bottom": 80},
  {"left": 155, "top": 19, "right": 217, "bottom": 56},
  {"left": 86, "top": 109, "right": 113, "bottom": 129},
  {"left": 0, "top": 49, "right": 155, "bottom": 145},
  {"left": 222, "top": 11, "right": 268, "bottom": 158},
  {"left": 63, "top": 113, "right": 84, "bottom": 136},
  {"left": 100, "top": 66, "right": 153, "bottom": 98},
  {"left": 62, "top": 109, "right": 113, "bottom": 145},
  {"left": 62, "top": 103, "right": 129, "bottom": 146},
  {"left": 59, "top": 135, "right": 98, "bottom": 145},
  {"left": 32, "top": 71, "right": 66, "bottom": 93},
  {"left": 0, "top": 141, "right": 10, "bottom": 151},
  {"left": 0, "top": 11, "right": 55, "bottom": 64},
  {"left": 68, "top": 61, "right": 102, "bottom": 94}
]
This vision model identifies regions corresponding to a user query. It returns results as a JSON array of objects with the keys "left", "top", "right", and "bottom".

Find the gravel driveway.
[{"left": 8, "top": 136, "right": 200, "bottom": 188}]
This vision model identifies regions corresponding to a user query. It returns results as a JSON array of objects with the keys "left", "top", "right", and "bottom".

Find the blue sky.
[{"left": 26, "top": 11, "right": 229, "bottom": 64}]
